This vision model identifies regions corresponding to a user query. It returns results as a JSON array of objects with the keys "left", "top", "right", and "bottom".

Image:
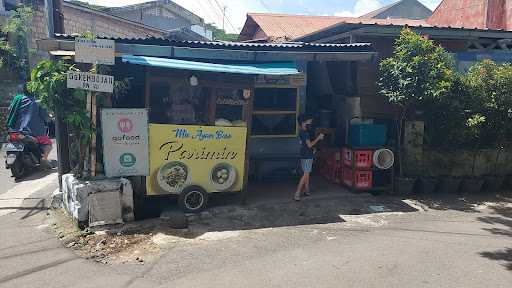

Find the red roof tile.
[{"left": 241, "top": 13, "right": 429, "bottom": 41}]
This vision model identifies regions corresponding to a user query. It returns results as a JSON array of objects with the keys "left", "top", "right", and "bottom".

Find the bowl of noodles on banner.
[
  {"left": 209, "top": 163, "right": 237, "bottom": 191},
  {"left": 157, "top": 161, "right": 192, "bottom": 193}
]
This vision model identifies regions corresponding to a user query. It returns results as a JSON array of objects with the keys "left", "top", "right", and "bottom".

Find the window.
[{"left": 251, "top": 88, "right": 298, "bottom": 137}]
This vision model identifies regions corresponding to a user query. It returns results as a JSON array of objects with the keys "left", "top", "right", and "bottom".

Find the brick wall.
[{"left": 30, "top": 1, "right": 166, "bottom": 52}]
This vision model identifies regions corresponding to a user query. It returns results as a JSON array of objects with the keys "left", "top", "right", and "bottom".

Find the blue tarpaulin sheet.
[{"left": 121, "top": 55, "right": 299, "bottom": 75}]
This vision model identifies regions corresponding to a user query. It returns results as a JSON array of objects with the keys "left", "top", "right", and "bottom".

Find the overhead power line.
[{"left": 210, "top": 0, "right": 237, "bottom": 32}]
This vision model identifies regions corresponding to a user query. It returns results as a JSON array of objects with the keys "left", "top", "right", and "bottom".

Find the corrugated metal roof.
[
  {"left": 53, "top": 34, "right": 373, "bottom": 52},
  {"left": 427, "top": 0, "right": 511, "bottom": 31},
  {"left": 242, "top": 11, "right": 512, "bottom": 44},
  {"left": 298, "top": 16, "right": 512, "bottom": 42}
]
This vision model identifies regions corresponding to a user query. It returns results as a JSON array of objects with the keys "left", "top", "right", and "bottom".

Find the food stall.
[
  {"left": 120, "top": 55, "right": 301, "bottom": 212},
  {"left": 38, "top": 36, "right": 378, "bottom": 216}
]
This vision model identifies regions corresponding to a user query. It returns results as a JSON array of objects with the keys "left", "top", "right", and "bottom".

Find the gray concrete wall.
[{"left": 109, "top": 7, "right": 193, "bottom": 32}]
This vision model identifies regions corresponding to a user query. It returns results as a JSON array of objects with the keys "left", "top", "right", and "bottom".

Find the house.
[
  {"left": 0, "top": 0, "right": 171, "bottom": 106},
  {"left": 104, "top": 0, "right": 213, "bottom": 40},
  {"left": 238, "top": 14, "right": 344, "bottom": 42},
  {"left": 361, "top": 0, "right": 432, "bottom": 20},
  {"left": 297, "top": 0, "right": 512, "bottom": 119},
  {"left": 428, "top": 0, "right": 512, "bottom": 30},
  {"left": 238, "top": 0, "right": 432, "bottom": 42},
  {"left": 38, "top": 34, "right": 376, "bottom": 194}
]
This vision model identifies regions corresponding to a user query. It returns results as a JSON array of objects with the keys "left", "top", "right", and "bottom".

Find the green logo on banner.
[{"left": 119, "top": 153, "right": 136, "bottom": 167}]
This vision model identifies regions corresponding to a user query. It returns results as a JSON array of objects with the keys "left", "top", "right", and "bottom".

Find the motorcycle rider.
[{"left": 6, "top": 85, "right": 52, "bottom": 164}]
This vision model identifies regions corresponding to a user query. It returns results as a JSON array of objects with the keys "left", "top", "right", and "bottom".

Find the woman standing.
[{"left": 295, "top": 114, "right": 324, "bottom": 201}]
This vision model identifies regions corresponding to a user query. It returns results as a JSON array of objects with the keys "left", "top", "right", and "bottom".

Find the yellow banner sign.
[{"left": 147, "top": 124, "right": 247, "bottom": 196}]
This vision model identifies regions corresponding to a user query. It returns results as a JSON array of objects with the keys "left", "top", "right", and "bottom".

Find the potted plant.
[
  {"left": 416, "top": 158, "right": 439, "bottom": 194},
  {"left": 460, "top": 150, "right": 485, "bottom": 194},
  {"left": 459, "top": 114, "right": 486, "bottom": 194},
  {"left": 378, "top": 29, "right": 453, "bottom": 196},
  {"left": 483, "top": 148, "right": 505, "bottom": 193},
  {"left": 435, "top": 151, "right": 462, "bottom": 194}
]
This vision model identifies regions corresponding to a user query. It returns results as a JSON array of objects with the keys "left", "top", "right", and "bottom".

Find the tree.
[
  {"left": 0, "top": 6, "right": 33, "bottom": 79},
  {"left": 462, "top": 60, "right": 512, "bottom": 149},
  {"left": 378, "top": 28, "right": 454, "bottom": 176},
  {"left": 206, "top": 23, "right": 238, "bottom": 41}
]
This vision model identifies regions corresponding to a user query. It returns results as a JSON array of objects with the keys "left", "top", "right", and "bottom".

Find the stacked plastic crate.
[
  {"left": 317, "top": 148, "right": 342, "bottom": 183},
  {"left": 341, "top": 148, "right": 374, "bottom": 190}
]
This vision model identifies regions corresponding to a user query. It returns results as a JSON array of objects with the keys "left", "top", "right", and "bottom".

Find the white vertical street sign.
[
  {"left": 67, "top": 71, "right": 114, "bottom": 93},
  {"left": 75, "top": 38, "right": 115, "bottom": 65},
  {"left": 101, "top": 109, "right": 149, "bottom": 177}
]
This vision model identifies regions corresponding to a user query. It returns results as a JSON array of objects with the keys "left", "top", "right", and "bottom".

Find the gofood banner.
[
  {"left": 101, "top": 109, "right": 149, "bottom": 177},
  {"left": 147, "top": 124, "right": 247, "bottom": 195}
]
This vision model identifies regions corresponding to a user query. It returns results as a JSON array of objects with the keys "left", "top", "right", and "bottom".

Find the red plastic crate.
[
  {"left": 354, "top": 170, "right": 373, "bottom": 189},
  {"left": 342, "top": 167, "right": 353, "bottom": 187},
  {"left": 342, "top": 147, "right": 373, "bottom": 170},
  {"left": 341, "top": 169, "right": 373, "bottom": 189},
  {"left": 354, "top": 150, "right": 373, "bottom": 170},
  {"left": 342, "top": 147, "right": 352, "bottom": 167}
]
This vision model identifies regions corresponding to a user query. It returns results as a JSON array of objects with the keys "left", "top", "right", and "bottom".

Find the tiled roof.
[
  {"left": 243, "top": 13, "right": 347, "bottom": 41},
  {"left": 242, "top": 13, "right": 431, "bottom": 41}
]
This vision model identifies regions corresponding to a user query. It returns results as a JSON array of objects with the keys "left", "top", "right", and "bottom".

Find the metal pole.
[{"left": 48, "top": 0, "right": 70, "bottom": 190}]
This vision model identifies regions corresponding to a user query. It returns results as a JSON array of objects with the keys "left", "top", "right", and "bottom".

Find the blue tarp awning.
[{"left": 121, "top": 55, "right": 299, "bottom": 75}]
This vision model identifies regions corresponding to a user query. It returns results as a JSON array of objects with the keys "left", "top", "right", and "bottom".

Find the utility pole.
[
  {"left": 46, "top": 0, "right": 70, "bottom": 190},
  {"left": 53, "top": 0, "right": 65, "bottom": 35}
]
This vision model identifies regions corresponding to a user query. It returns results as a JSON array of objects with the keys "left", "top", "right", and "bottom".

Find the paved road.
[
  {"left": 0, "top": 168, "right": 511, "bottom": 287},
  {"left": 0, "top": 140, "right": 57, "bottom": 195}
]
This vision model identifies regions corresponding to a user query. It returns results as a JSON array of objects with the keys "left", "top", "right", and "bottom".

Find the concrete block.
[
  {"left": 89, "top": 190, "right": 123, "bottom": 227},
  {"left": 62, "top": 174, "right": 90, "bottom": 222},
  {"left": 51, "top": 189, "right": 63, "bottom": 209},
  {"left": 120, "top": 178, "right": 135, "bottom": 222},
  {"left": 61, "top": 174, "right": 136, "bottom": 226}
]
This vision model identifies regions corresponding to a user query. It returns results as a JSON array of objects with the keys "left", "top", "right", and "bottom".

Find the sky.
[{"left": 81, "top": 0, "right": 444, "bottom": 33}]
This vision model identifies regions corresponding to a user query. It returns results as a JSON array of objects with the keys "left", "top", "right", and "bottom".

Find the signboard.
[
  {"left": 67, "top": 71, "right": 114, "bottom": 93},
  {"left": 75, "top": 38, "right": 115, "bottom": 65},
  {"left": 255, "top": 73, "right": 306, "bottom": 87},
  {"left": 101, "top": 109, "right": 149, "bottom": 177},
  {"left": 146, "top": 124, "right": 247, "bottom": 196}
]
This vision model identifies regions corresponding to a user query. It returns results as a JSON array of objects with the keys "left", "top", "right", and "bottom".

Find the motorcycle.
[{"left": 4, "top": 132, "right": 43, "bottom": 179}]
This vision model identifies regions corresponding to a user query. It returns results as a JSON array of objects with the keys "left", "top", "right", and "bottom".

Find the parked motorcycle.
[{"left": 4, "top": 132, "right": 43, "bottom": 179}]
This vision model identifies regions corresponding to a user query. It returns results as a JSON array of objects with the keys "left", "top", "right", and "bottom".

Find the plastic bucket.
[{"left": 373, "top": 149, "right": 394, "bottom": 170}]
